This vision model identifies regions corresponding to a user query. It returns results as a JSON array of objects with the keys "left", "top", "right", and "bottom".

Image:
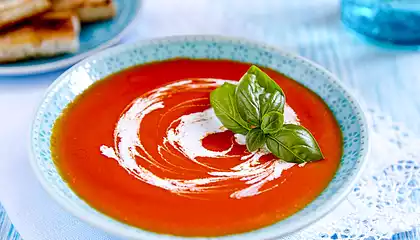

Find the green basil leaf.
[
  {"left": 246, "top": 128, "right": 266, "bottom": 152},
  {"left": 210, "top": 82, "right": 251, "bottom": 134},
  {"left": 259, "top": 91, "right": 285, "bottom": 116},
  {"left": 266, "top": 124, "right": 323, "bottom": 163},
  {"left": 247, "top": 65, "right": 284, "bottom": 95},
  {"left": 236, "top": 71, "right": 264, "bottom": 126},
  {"left": 261, "top": 111, "right": 284, "bottom": 134},
  {"left": 236, "top": 65, "right": 285, "bottom": 125}
]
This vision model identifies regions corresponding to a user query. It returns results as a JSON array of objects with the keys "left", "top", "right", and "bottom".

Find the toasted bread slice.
[
  {"left": 0, "top": 0, "right": 51, "bottom": 30},
  {"left": 0, "top": 11, "right": 81, "bottom": 63},
  {"left": 51, "top": 0, "right": 84, "bottom": 11},
  {"left": 40, "top": 10, "right": 81, "bottom": 34},
  {"left": 52, "top": 0, "right": 116, "bottom": 22},
  {"left": 77, "top": 0, "right": 116, "bottom": 22}
]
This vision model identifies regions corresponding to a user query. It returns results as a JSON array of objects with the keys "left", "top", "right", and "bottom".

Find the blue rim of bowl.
[
  {"left": 29, "top": 35, "right": 370, "bottom": 240},
  {"left": 0, "top": 0, "right": 142, "bottom": 76}
]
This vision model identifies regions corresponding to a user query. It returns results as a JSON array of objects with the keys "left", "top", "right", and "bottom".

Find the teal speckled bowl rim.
[{"left": 30, "top": 35, "right": 370, "bottom": 240}]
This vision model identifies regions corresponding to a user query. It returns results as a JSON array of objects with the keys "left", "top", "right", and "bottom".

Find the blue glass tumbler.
[{"left": 341, "top": 0, "right": 420, "bottom": 46}]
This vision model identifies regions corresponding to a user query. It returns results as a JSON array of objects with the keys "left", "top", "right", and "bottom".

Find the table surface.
[{"left": 0, "top": 0, "right": 420, "bottom": 239}]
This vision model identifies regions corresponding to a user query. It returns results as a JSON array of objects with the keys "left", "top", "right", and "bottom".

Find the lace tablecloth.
[
  {"left": 284, "top": 104, "right": 420, "bottom": 239},
  {"left": 1, "top": 0, "right": 420, "bottom": 239}
]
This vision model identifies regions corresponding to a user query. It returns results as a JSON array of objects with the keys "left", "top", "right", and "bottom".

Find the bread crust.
[
  {"left": 51, "top": 0, "right": 84, "bottom": 11},
  {"left": 78, "top": 0, "right": 116, "bottom": 22}
]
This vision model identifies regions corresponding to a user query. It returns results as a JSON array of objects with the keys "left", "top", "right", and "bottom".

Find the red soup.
[{"left": 52, "top": 59, "right": 342, "bottom": 237}]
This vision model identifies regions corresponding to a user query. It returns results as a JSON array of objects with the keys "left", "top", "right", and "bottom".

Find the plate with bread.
[{"left": 0, "top": 0, "right": 141, "bottom": 75}]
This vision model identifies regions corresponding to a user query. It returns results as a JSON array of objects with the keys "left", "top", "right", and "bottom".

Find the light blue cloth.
[
  {"left": 0, "top": 207, "right": 20, "bottom": 240},
  {"left": 1, "top": 0, "right": 420, "bottom": 239}
]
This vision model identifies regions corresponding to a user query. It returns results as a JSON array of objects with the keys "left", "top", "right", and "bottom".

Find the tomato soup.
[{"left": 51, "top": 59, "right": 342, "bottom": 237}]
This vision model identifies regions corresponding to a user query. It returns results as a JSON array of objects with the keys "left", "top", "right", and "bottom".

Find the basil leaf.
[
  {"left": 210, "top": 82, "right": 251, "bottom": 134},
  {"left": 266, "top": 124, "right": 323, "bottom": 163},
  {"left": 246, "top": 128, "right": 266, "bottom": 152},
  {"left": 259, "top": 91, "right": 285, "bottom": 116},
  {"left": 236, "top": 71, "right": 264, "bottom": 126},
  {"left": 247, "top": 65, "right": 284, "bottom": 95},
  {"left": 261, "top": 111, "right": 284, "bottom": 134},
  {"left": 236, "top": 65, "right": 285, "bottom": 125}
]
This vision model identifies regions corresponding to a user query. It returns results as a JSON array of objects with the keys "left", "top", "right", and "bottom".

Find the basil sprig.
[{"left": 210, "top": 65, "right": 324, "bottom": 163}]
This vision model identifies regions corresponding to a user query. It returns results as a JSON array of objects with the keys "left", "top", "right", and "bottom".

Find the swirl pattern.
[{"left": 100, "top": 78, "right": 300, "bottom": 199}]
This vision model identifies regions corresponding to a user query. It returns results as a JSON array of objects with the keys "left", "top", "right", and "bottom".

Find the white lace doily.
[{"left": 282, "top": 101, "right": 420, "bottom": 240}]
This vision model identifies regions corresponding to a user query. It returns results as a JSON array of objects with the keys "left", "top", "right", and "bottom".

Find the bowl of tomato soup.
[{"left": 30, "top": 36, "right": 369, "bottom": 240}]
